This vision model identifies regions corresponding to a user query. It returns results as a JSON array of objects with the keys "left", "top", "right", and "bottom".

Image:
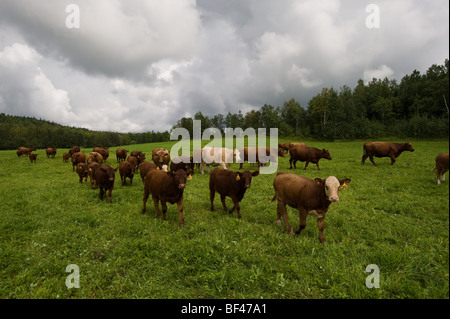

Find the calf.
[
  {"left": 93, "top": 147, "right": 109, "bottom": 162},
  {"left": 88, "top": 162, "right": 101, "bottom": 189},
  {"left": 68, "top": 146, "right": 80, "bottom": 157},
  {"left": 62, "top": 152, "right": 70, "bottom": 163},
  {"left": 209, "top": 168, "right": 259, "bottom": 219},
  {"left": 362, "top": 142, "right": 414, "bottom": 166},
  {"left": 127, "top": 155, "right": 139, "bottom": 170},
  {"left": 71, "top": 152, "right": 86, "bottom": 171},
  {"left": 93, "top": 165, "right": 118, "bottom": 203},
  {"left": 29, "top": 153, "right": 38, "bottom": 163},
  {"left": 152, "top": 148, "right": 170, "bottom": 169},
  {"left": 116, "top": 148, "right": 128, "bottom": 162},
  {"left": 17, "top": 147, "right": 36, "bottom": 157},
  {"left": 271, "top": 172, "right": 351, "bottom": 243},
  {"left": 119, "top": 161, "right": 135, "bottom": 186},
  {"left": 142, "top": 169, "right": 189, "bottom": 227},
  {"left": 46, "top": 148, "right": 57, "bottom": 158},
  {"left": 87, "top": 151, "right": 104, "bottom": 164},
  {"left": 140, "top": 161, "right": 158, "bottom": 184},
  {"left": 76, "top": 162, "right": 89, "bottom": 183},
  {"left": 433, "top": 153, "right": 449, "bottom": 185},
  {"left": 289, "top": 146, "right": 331, "bottom": 170}
]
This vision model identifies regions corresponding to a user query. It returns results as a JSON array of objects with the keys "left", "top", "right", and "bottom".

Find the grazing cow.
[
  {"left": 278, "top": 143, "right": 291, "bottom": 154},
  {"left": 93, "top": 147, "right": 109, "bottom": 162},
  {"left": 62, "top": 152, "right": 70, "bottom": 163},
  {"left": 76, "top": 162, "right": 89, "bottom": 183},
  {"left": 29, "top": 153, "right": 38, "bottom": 163},
  {"left": 71, "top": 152, "right": 86, "bottom": 171},
  {"left": 68, "top": 146, "right": 80, "bottom": 157},
  {"left": 170, "top": 155, "right": 195, "bottom": 173},
  {"left": 289, "top": 146, "right": 331, "bottom": 170},
  {"left": 88, "top": 162, "right": 101, "bottom": 189},
  {"left": 139, "top": 161, "right": 158, "bottom": 184},
  {"left": 271, "top": 172, "right": 351, "bottom": 243},
  {"left": 142, "top": 169, "right": 189, "bottom": 227},
  {"left": 433, "top": 153, "right": 449, "bottom": 185},
  {"left": 17, "top": 147, "right": 36, "bottom": 157},
  {"left": 238, "top": 147, "right": 278, "bottom": 169},
  {"left": 199, "top": 146, "right": 241, "bottom": 174},
  {"left": 209, "top": 168, "right": 259, "bottom": 219},
  {"left": 119, "top": 161, "right": 135, "bottom": 186},
  {"left": 152, "top": 148, "right": 170, "bottom": 169},
  {"left": 93, "top": 165, "right": 118, "bottom": 203},
  {"left": 116, "top": 148, "right": 128, "bottom": 162},
  {"left": 87, "top": 152, "right": 104, "bottom": 164},
  {"left": 362, "top": 142, "right": 414, "bottom": 166},
  {"left": 46, "top": 148, "right": 57, "bottom": 158}
]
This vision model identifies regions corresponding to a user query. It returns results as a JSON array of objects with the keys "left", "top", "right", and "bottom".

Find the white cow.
[{"left": 198, "top": 146, "right": 241, "bottom": 174}]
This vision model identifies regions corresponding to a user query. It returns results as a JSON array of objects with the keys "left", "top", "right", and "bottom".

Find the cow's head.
[
  {"left": 315, "top": 176, "right": 351, "bottom": 202},
  {"left": 171, "top": 169, "right": 188, "bottom": 189},
  {"left": 237, "top": 170, "right": 259, "bottom": 189},
  {"left": 404, "top": 143, "right": 414, "bottom": 152},
  {"left": 278, "top": 148, "right": 286, "bottom": 158},
  {"left": 322, "top": 149, "right": 332, "bottom": 160}
]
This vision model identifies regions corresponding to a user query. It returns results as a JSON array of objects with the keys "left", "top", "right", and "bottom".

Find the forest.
[{"left": 0, "top": 59, "right": 448, "bottom": 150}]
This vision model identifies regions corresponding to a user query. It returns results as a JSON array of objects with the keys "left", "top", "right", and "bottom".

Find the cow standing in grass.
[
  {"left": 433, "top": 153, "right": 449, "bottom": 185},
  {"left": 94, "top": 165, "right": 117, "bottom": 203},
  {"left": 362, "top": 142, "right": 414, "bottom": 166}
]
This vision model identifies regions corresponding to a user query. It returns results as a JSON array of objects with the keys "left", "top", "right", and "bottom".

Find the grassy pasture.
[{"left": 0, "top": 139, "right": 448, "bottom": 299}]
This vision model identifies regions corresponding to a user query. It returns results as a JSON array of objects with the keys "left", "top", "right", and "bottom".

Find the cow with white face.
[
  {"left": 199, "top": 147, "right": 241, "bottom": 174},
  {"left": 271, "top": 172, "right": 351, "bottom": 243}
]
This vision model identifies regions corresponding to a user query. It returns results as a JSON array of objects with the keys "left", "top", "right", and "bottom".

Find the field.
[{"left": 0, "top": 139, "right": 448, "bottom": 299}]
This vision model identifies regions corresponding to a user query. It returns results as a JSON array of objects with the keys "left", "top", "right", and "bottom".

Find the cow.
[
  {"left": 271, "top": 172, "right": 351, "bottom": 243},
  {"left": 45, "top": 148, "right": 57, "bottom": 158},
  {"left": 17, "top": 147, "right": 36, "bottom": 157},
  {"left": 142, "top": 169, "right": 189, "bottom": 227},
  {"left": 68, "top": 146, "right": 80, "bottom": 157},
  {"left": 130, "top": 151, "right": 146, "bottom": 166},
  {"left": 93, "top": 147, "right": 109, "bottom": 162},
  {"left": 87, "top": 152, "right": 104, "bottom": 164},
  {"left": 88, "top": 162, "right": 101, "bottom": 189},
  {"left": 29, "top": 153, "right": 38, "bottom": 163},
  {"left": 62, "top": 152, "right": 70, "bottom": 163},
  {"left": 278, "top": 142, "right": 291, "bottom": 154},
  {"left": 93, "top": 165, "right": 118, "bottom": 203},
  {"left": 119, "top": 161, "right": 135, "bottom": 186},
  {"left": 76, "top": 162, "right": 89, "bottom": 183},
  {"left": 139, "top": 161, "right": 158, "bottom": 184},
  {"left": 152, "top": 148, "right": 170, "bottom": 169},
  {"left": 289, "top": 142, "right": 307, "bottom": 150},
  {"left": 197, "top": 147, "right": 241, "bottom": 174},
  {"left": 361, "top": 142, "right": 414, "bottom": 166},
  {"left": 170, "top": 155, "right": 195, "bottom": 173},
  {"left": 238, "top": 147, "right": 278, "bottom": 169},
  {"left": 433, "top": 153, "right": 449, "bottom": 185},
  {"left": 209, "top": 168, "right": 259, "bottom": 219},
  {"left": 71, "top": 152, "right": 86, "bottom": 171},
  {"left": 127, "top": 155, "right": 139, "bottom": 170},
  {"left": 116, "top": 148, "right": 128, "bottom": 162},
  {"left": 289, "top": 146, "right": 331, "bottom": 170}
]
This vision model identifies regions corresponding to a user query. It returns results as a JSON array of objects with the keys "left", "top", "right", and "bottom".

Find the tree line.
[
  {"left": 173, "top": 59, "right": 449, "bottom": 140},
  {"left": 0, "top": 114, "right": 170, "bottom": 150}
]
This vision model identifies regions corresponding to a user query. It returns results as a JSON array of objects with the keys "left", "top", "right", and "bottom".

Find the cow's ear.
[
  {"left": 252, "top": 171, "right": 259, "bottom": 177},
  {"left": 314, "top": 178, "right": 324, "bottom": 185},
  {"left": 236, "top": 172, "right": 241, "bottom": 181},
  {"left": 167, "top": 172, "right": 175, "bottom": 177},
  {"left": 339, "top": 178, "right": 351, "bottom": 185}
]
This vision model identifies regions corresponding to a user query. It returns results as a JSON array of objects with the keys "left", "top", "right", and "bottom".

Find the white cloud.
[{"left": 363, "top": 65, "right": 394, "bottom": 83}]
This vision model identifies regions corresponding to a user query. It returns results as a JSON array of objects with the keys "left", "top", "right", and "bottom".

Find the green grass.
[{"left": 0, "top": 139, "right": 448, "bottom": 299}]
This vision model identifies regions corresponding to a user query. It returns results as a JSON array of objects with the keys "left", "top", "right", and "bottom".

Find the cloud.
[{"left": 363, "top": 65, "right": 394, "bottom": 83}]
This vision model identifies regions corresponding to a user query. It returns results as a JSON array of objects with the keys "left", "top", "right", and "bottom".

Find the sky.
[{"left": 0, "top": 0, "right": 448, "bottom": 133}]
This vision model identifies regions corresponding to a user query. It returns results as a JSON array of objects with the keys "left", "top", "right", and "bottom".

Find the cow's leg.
[
  {"left": 304, "top": 161, "right": 309, "bottom": 170},
  {"left": 129, "top": 176, "right": 133, "bottom": 187},
  {"left": 389, "top": 154, "right": 396, "bottom": 165},
  {"left": 152, "top": 195, "right": 161, "bottom": 217},
  {"left": 317, "top": 217, "right": 326, "bottom": 243},
  {"left": 107, "top": 187, "right": 113, "bottom": 203},
  {"left": 220, "top": 194, "right": 228, "bottom": 211},
  {"left": 278, "top": 201, "right": 292, "bottom": 234},
  {"left": 295, "top": 209, "right": 307, "bottom": 234},
  {"left": 239, "top": 163, "right": 244, "bottom": 169},
  {"left": 361, "top": 153, "right": 368, "bottom": 165},
  {"left": 293, "top": 160, "right": 298, "bottom": 169},
  {"left": 200, "top": 162, "right": 205, "bottom": 174},
  {"left": 142, "top": 191, "right": 149, "bottom": 213},
  {"left": 289, "top": 158, "right": 293, "bottom": 169},
  {"left": 161, "top": 201, "right": 168, "bottom": 221},
  {"left": 230, "top": 196, "right": 241, "bottom": 219},
  {"left": 177, "top": 197, "right": 184, "bottom": 227},
  {"left": 316, "top": 162, "right": 320, "bottom": 170},
  {"left": 210, "top": 189, "right": 215, "bottom": 211},
  {"left": 369, "top": 155, "right": 377, "bottom": 166},
  {"left": 99, "top": 187, "right": 104, "bottom": 200}
]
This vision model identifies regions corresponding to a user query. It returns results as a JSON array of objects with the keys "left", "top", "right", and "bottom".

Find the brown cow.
[
  {"left": 68, "top": 146, "right": 80, "bottom": 157},
  {"left": 119, "top": 161, "right": 135, "bottom": 186},
  {"left": 93, "top": 165, "right": 118, "bottom": 203},
  {"left": 116, "top": 148, "right": 128, "bottom": 162},
  {"left": 289, "top": 142, "right": 307, "bottom": 150},
  {"left": 170, "top": 155, "right": 195, "bottom": 173},
  {"left": 271, "top": 172, "right": 351, "bottom": 243},
  {"left": 238, "top": 147, "right": 277, "bottom": 169},
  {"left": 289, "top": 146, "right": 331, "bottom": 170},
  {"left": 88, "top": 162, "right": 101, "bottom": 189},
  {"left": 152, "top": 148, "right": 170, "bottom": 169},
  {"left": 29, "top": 153, "right": 38, "bottom": 163},
  {"left": 362, "top": 142, "right": 414, "bottom": 166},
  {"left": 46, "top": 148, "right": 57, "bottom": 158},
  {"left": 17, "top": 147, "right": 36, "bottom": 157},
  {"left": 433, "top": 153, "right": 449, "bottom": 185},
  {"left": 278, "top": 142, "right": 291, "bottom": 154},
  {"left": 130, "top": 151, "right": 146, "bottom": 165},
  {"left": 62, "top": 152, "right": 70, "bottom": 163},
  {"left": 93, "top": 147, "right": 109, "bottom": 162},
  {"left": 139, "top": 161, "right": 158, "bottom": 184},
  {"left": 209, "top": 168, "right": 259, "bottom": 219},
  {"left": 142, "top": 169, "right": 189, "bottom": 227},
  {"left": 71, "top": 152, "right": 86, "bottom": 171},
  {"left": 76, "top": 162, "right": 89, "bottom": 183},
  {"left": 87, "top": 152, "right": 104, "bottom": 164},
  {"left": 127, "top": 155, "right": 139, "bottom": 170}
]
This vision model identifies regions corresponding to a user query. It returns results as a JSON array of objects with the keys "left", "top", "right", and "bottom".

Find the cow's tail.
[
  {"left": 270, "top": 195, "right": 276, "bottom": 203},
  {"left": 362, "top": 143, "right": 367, "bottom": 156}
]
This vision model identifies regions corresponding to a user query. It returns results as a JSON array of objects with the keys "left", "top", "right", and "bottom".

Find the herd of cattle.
[{"left": 16, "top": 142, "right": 449, "bottom": 242}]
